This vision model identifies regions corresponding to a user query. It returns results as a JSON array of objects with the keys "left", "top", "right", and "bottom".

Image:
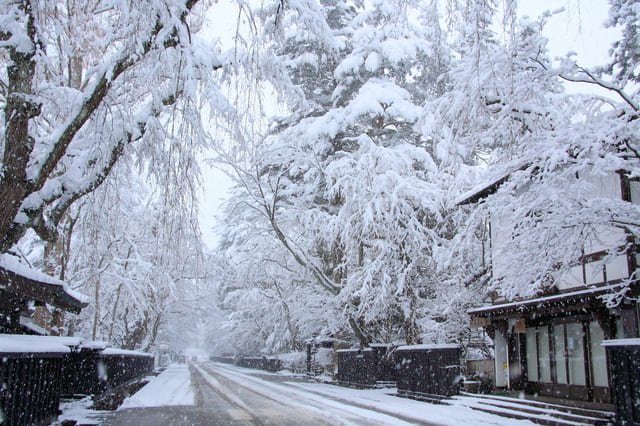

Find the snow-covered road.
[{"left": 106, "top": 362, "right": 533, "bottom": 425}]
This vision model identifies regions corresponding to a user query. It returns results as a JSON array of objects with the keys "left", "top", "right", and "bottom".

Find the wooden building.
[
  {"left": 0, "top": 254, "right": 88, "bottom": 335},
  {"left": 462, "top": 170, "right": 640, "bottom": 404}
]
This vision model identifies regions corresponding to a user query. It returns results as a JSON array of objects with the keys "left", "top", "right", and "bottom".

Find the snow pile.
[
  {"left": 55, "top": 397, "right": 112, "bottom": 426},
  {"left": 275, "top": 351, "right": 306, "bottom": 372},
  {"left": 119, "top": 364, "right": 195, "bottom": 409}
]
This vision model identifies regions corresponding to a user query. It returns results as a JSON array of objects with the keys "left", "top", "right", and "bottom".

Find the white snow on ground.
[
  {"left": 208, "top": 363, "right": 534, "bottom": 425},
  {"left": 195, "top": 364, "right": 417, "bottom": 426},
  {"left": 52, "top": 397, "right": 111, "bottom": 426},
  {"left": 119, "top": 364, "right": 195, "bottom": 409}
]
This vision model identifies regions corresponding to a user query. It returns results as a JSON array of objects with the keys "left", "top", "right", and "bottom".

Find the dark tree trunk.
[{"left": 0, "top": 1, "right": 37, "bottom": 252}]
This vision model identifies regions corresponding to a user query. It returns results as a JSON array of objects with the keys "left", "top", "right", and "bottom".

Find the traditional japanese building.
[
  {"left": 0, "top": 254, "right": 88, "bottom": 335},
  {"left": 462, "top": 170, "right": 639, "bottom": 404}
]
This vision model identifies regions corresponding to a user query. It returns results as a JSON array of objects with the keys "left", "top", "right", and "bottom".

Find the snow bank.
[
  {"left": 275, "top": 351, "right": 306, "bottom": 371},
  {"left": 119, "top": 364, "right": 195, "bottom": 409},
  {"left": 57, "top": 396, "right": 111, "bottom": 426}
]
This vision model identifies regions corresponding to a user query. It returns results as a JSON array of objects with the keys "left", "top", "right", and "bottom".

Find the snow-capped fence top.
[
  {"left": 0, "top": 333, "right": 155, "bottom": 423},
  {"left": 0, "top": 333, "right": 71, "bottom": 355},
  {"left": 336, "top": 347, "right": 373, "bottom": 353},
  {"left": 396, "top": 343, "right": 460, "bottom": 351},
  {"left": 101, "top": 347, "right": 154, "bottom": 357},
  {"left": 602, "top": 338, "right": 640, "bottom": 347},
  {"left": 0, "top": 334, "right": 110, "bottom": 355}
]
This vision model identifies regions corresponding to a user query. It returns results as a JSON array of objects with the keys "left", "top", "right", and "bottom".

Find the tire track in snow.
[
  {"left": 191, "top": 364, "right": 261, "bottom": 424},
  {"left": 201, "top": 362, "right": 420, "bottom": 426}
]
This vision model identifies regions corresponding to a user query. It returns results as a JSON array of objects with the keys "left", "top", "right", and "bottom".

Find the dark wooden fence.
[
  {"left": 604, "top": 339, "right": 640, "bottom": 425},
  {"left": 210, "top": 355, "right": 282, "bottom": 372},
  {"left": 336, "top": 345, "right": 396, "bottom": 387},
  {"left": 60, "top": 348, "right": 103, "bottom": 395},
  {"left": 98, "top": 349, "right": 155, "bottom": 390},
  {"left": 237, "top": 357, "right": 282, "bottom": 372},
  {"left": 336, "top": 348, "right": 378, "bottom": 387},
  {"left": 370, "top": 344, "right": 397, "bottom": 382},
  {"left": 209, "top": 355, "right": 235, "bottom": 364},
  {"left": 0, "top": 335, "right": 154, "bottom": 425},
  {"left": 0, "top": 352, "right": 65, "bottom": 426},
  {"left": 59, "top": 348, "right": 154, "bottom": 396},
  {"left": 395, "top": 344, "right": 461, "bottom": 400}
]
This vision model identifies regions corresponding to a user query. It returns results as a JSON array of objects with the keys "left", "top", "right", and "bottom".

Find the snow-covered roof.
[
  {"left": 468, "top": 283, "right": 627, "bottom": 317},
  {"left": 0, "top": 253, "right": 62, "bottom": 285},
  {"left": 101, "top": 348, "right": 154, "bottom": 357},
  {"left": 396, "top": 343, "right": 460, "bottom": 351},
  {"left": 602, "top": 338, "right": 640, "bottom": 347},
  {"left": 456, "top": 163, "right": 529, "bottom": 205},
  {"left": 0, "top": 333, "right": 71, "bottom": 354},
  {"left": 0, "top": 253, "right": 89, "bottom": 313},
  {"left": 456, "top": 173, "right": 511, "bottom": 205}
]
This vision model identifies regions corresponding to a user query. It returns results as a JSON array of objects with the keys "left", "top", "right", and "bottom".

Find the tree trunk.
[
  {"left": 0, "top": 2, "right": 37, "bottom": 252},
  {"left": 91, "top": 278, "right": 100, "bottom": 340}
]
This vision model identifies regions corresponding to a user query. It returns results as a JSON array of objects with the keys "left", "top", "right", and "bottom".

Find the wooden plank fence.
[
  {"left": 209, "top": 355, "right": 282, "bottom": 372},
  {"left": 395, "top": 344, "right": 461, "bottom": 400},
  {"left": 0, "top": 335, "right": 153, "bottom": 425},
  {"left": 0, "top": 353, "right": 65, "bottom": 426},
  {"left": 604, "top": 339, "right": 640, "bottom": 425}
]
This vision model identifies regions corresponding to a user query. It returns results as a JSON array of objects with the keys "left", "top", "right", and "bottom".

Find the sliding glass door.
[{"left": 524, "top": 320, "right": 609, "bottom": 399}]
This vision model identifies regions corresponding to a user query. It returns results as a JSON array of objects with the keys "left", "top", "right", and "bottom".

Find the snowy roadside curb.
[{"left": 119, "top": 364, "right": 195, "bottom": 409}]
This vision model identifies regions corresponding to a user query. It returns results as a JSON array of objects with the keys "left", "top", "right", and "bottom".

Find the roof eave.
[{"left": 0, "top": 266, "right": 87, "bottom": 314}]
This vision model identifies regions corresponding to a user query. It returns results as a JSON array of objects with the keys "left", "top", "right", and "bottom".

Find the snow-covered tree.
[
  {"left": 214, "top": 0, "right": 463, "bottom": 346},
  {"left": 447, "top": 1, "right": 640, "bottom": 305},
  {"left": 0, "top": 0, "right": 222, "bottom": 255},
  {"left": 65, "top": 161, "right": 210, "bottom": 350}
]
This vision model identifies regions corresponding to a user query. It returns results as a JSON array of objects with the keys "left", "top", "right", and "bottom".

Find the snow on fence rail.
[{"left": 0, "top": 334, "right": 153, "bottom": 425}]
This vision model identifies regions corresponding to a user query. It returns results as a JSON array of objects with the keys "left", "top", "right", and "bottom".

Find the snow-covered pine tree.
[{"left": 219, "top": 0, "right": 457, "bottom": 346}]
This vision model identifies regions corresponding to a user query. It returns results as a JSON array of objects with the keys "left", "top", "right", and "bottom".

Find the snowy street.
[{"left": 105, "top": 363, "right": 530, "bottom": 426}]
